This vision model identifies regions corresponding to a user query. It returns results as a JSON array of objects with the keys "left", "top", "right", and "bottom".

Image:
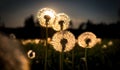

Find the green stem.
[
  {"left": 60, "top": 51, "right": 64, "bottom": 70},
  {"left": 85, "top": 47, "right": 88, "bottom": 70},
  {"left": 44, "top": 24, "right": 48, "bottom": 70},
  {"left": 72, "top": 49, "right": 74, "bottom": 70}
]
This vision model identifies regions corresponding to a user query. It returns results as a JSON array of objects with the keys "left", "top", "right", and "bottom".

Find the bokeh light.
[
  {"left": 102, "top": 44, "right": 107, "bottom": 49},
  {"left": 108, "top": 40, "right": 113, "bottom": 46}
]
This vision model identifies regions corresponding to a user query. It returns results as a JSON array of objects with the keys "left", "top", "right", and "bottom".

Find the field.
[{"left": 22, "top": 38, "right": 120, "bottom": 70}]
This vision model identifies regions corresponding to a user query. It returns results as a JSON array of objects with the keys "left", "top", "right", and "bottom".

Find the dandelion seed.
[
  {"left": 52, "top": 13, "right": 70, "bottom": 31},
  {"left": 51, "top": 31, "right": 76, "bottom": 52},
  {"left": 27, "top": 50, "right": 35, "bottom": 59},
  {"left": 78, "top": 32, "right": 97, "bottom": 48},
  {"left": 37, "top": 8, "right": 56, "bottom": 27}
]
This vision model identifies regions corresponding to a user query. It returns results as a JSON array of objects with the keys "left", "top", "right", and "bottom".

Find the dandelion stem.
[
  {"left": 44, "top": 22, "right": 48, "bottom": 70},
  {"left": 72, "top": 49, "right": 74, "bottom": 70},
  {"left": 85, "top": 47, "right": 88, "bottom": 70},
  {"left": 60, "top": 51, "right": 63, "bottom": 70}
]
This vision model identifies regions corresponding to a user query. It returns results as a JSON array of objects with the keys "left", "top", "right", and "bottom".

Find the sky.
[{"left": 0, "top": 0, "right": 120, "bottom": 28}]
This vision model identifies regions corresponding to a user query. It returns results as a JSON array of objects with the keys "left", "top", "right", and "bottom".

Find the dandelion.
[
  {"left": 37, "top": 8, "right": 56, "bottom": 27},
  {"left": 52, "top": 13, "right": 70, "bottom": 31},
  {"left": 51, "top": 31, "right": 76, "bottom": 52},
  {"left": 77, "top": 32, "right": 97, "bottom": 48},
  {"left": 78, "top": 32, "right": 97, "bottom": 70},
  {"left": 27, "top": 50, "right": 35, "bottom": 59}
]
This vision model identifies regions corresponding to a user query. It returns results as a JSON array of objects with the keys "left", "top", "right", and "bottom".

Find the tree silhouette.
[
  {"left": 69, "top": 20, "right": 73, "bottom": 28},
  {"left": 118, "top": 8, "right": 120, "bottom": 21},
  {"left": 24, "top": 14, "right": 35, "bottom": 28}
]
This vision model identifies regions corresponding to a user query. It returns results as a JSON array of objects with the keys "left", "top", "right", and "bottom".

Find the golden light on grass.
[
  {"left": 37, "top": 8, "right": 56, "bottom": 27},
  {"left": 52, "top": 13, "right": 70, "bottom": 31},
  {"left": 27, "top": 50, "right": 35, "bottom": 59},
  {"left": 108, "top": 40, "right": 113, "bottom": 46},
  {"left": 97, "top": 38, "right": 102, "bottom": 44},
  {"left": 102, "top": 44, "right": 107, "bottom": 48},
  {"left": 77, "top": 32, "right": 97, "bottom": 48},
  {"left": 51, "top": 31, "right": 76, "bottom": 52},
  {"left": 21, "top": 39, "right": 40, "bottom": 45}
]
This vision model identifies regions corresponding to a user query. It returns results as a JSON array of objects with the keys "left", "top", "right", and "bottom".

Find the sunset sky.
[{"left": 0, "top": 0, "right": 120, "bottom": 28}]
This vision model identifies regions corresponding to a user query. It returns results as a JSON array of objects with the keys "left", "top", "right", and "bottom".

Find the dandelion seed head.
[
  {"left": 27, "top": 50, "right": 35, "bottom": 59},
  {"left": 51, "top": 31, "right": 75, "bottom": 52},
  {"left": 78, "top": 32, "right": 97, "bottom": 48},
  {"left": 37, "top": 8, "right": 56, "bottom": 27},
  {"left": 52, "top": 13, "right": 70, "bottom": 31}
]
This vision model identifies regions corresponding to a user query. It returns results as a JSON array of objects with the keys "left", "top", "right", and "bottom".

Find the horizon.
[{"left": 0, "top": 0, "right": 120, "bottom": 28}]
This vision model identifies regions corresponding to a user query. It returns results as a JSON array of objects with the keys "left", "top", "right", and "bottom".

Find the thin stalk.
[
  {"left": 72, "top": 49, "right": 74, "bottom": 70},
  {"left": 60, "top": 51, "right": 63, "bottom": 70},
  {"left": 44, "top": 24, "right": 48, "bottom": 70},
  {"left": 84, "top": 47, "right": 88, "bottom": 70}
]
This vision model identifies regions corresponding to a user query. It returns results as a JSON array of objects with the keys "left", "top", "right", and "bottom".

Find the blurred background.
[{"left": 0, "top": 0, "right": 120, "bottom": 70}]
